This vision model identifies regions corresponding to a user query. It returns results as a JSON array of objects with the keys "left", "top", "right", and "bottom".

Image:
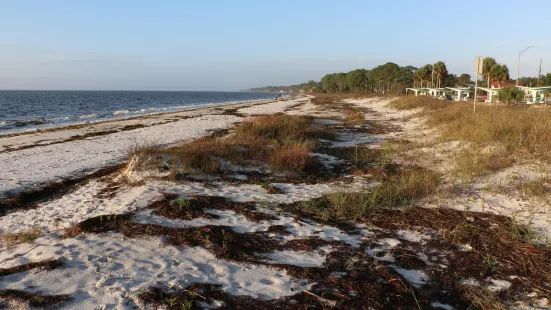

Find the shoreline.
[
  {"left": 0, "top": 95, "right": 309, "bottom": 198},
  {"left": 0, "top": 96, "right": 301, "bottom": 153},
  {"left": 0, "top": 97, "right": 288, "bottom": 139}
]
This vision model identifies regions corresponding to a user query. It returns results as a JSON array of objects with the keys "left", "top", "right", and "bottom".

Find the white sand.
[
  {"left": 0, "top": 181, "right": 162, "bottom": 234},
  {"left": 0, "top": 115, "right": 240, "bottom": 197},
  {"left": 0, "top": 233, "right": 312, "bottom": 309},
  {"left": 237, "top": 96, "right": 311, "bottom": 115}
]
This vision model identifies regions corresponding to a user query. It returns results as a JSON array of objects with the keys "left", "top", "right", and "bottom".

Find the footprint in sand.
[
  {"left": 260, "top": 279, "right": 274, "bottom": 285},
  {"left": 86, "top": 255, "right": 98, "bottom": 261}
]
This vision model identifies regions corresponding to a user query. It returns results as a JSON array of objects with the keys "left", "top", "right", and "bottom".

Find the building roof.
[
  {"left": 446, "top": 87, "right": 473, "bottom": 92},
  {"left": 490, "top": 81, "right": 519, "bottom": 88},
  {"left": 476, "top": 87, "right": 500, "bottom": 93}
]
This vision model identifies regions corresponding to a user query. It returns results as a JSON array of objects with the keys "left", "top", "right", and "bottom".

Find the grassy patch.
[
  {"left": 452, "top": 148, "right": 514, "bottom": 183},
  {"left": 518, "top": 177, "right": 551, "bottom": 198},
  {"left": 285, "top": 164, "right": 440, "bottom": 222},
  {"left": 1, "top": 227, "right": 42, "bottom": 247},
  {"left": 128, "top": 115, "right": 338, "bottom": 178},
  {"left": 391, "top": 96, "right": 551, "bottom": 158},
  {"left": 388, "top": 96, "right": 446, "bottom": 110},
  {"left": 388, "top": 96, "right": 551, "bottom": 188},
  {"left": 343, "top": 112, "right": 365, "bottom": 126},
  {"left": 310, "top": 93, "right": 381, "bottom": 105}
]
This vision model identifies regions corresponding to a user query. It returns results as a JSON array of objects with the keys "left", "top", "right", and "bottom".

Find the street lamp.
[{"left": 517, "top": 45, "right": 536, "bottom": 86}]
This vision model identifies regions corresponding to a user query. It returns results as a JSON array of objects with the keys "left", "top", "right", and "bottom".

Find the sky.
[{"left": 1, "top": 0, "right": 551, "bottom": 91}]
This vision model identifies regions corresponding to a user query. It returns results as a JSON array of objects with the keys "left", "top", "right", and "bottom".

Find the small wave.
[
  {"left": 79, "top": 114, "right": 97, "bottom": 119},
  {"left": 113, "top": 110, "right": 130, "bottom": 115},
  {"left": 14, "top": 118, "right": 50, "bottom": 127},
  {"left": 48, "top": 116, "right": 70, "bottom": 122}
]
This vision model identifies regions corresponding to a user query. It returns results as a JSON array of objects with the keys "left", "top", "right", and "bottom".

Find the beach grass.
[
  {"left": 343, "top": 112, "right": 365, "bottom": 126},
  {"left": 1, "top": 226, "right": 42, "bottom": 247},
  {"left": 128, "top": 115, "right": 336, "bottom": 177},
  {"left": 389, "top": 96, "right": 551, "bottom": 184},
  {"left": 285, "top": 162, "right": 441, "bottom": 222},
  {"left": 392, "top": 96, "right": 551, "bottom": 156}
]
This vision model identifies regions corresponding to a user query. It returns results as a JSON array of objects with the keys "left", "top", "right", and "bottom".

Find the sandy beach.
[
  {"left": 0, "top": 97, "right": 306, "bottom": 198},
  {"left": 1, "top": 95, "right": 550, "bottom": 309}
]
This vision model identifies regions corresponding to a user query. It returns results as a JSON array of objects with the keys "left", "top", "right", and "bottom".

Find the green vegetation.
[
  {"left": 247, "top": 80, "right": 322, "bottom": 93},
  {"left": 482, "top": 57, "right": 510, "bottom": 87},
  {"left": 284, "top": 141, "right": 441, "bottom": 222},
  {"left": 497, "top": 86, "right": 524, "bottom": 103},
  {"left": 250, "top": 56, "right": 551, "bottom": 95},
  {"left": 287, "top": 166, "right": 440, "bottom": 222},
  {"left": 249, "top": 61, "right": 473, "bottom": 94}
]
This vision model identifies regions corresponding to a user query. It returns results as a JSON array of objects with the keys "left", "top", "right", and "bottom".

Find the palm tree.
[
  {"left": 482, "top": 57, "right": 497, "bottom": 87},
  {"left": 496, "top": 65, "right": 510, "bottom": 87},
  {"left": 433, "top": 61, "right": 448, "bottom": 88},
  {"left": 415, "top": 68, "right": 425, "bottom": 87},
  {"left": 490, "top": 64, "right": 510, "bottom": 88},
  {"left": 413, "top": 70, "right": 424, "bottom": 88},
  {"left": 421, "top": 64, "right": 433, "bottom": 87}
]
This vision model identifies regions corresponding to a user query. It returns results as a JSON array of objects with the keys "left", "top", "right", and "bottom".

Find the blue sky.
[{"left": 1, "top": 0, "right": 550, "bottom": 90}]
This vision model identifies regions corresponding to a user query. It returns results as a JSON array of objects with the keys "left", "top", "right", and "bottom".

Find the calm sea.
[{"left": 0, "top": 91, "right": 280, "bottom": 132}]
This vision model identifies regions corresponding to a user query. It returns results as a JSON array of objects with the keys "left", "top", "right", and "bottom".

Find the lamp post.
[{"left": 517, "top": 46, "right": 535, "bottom": 86}]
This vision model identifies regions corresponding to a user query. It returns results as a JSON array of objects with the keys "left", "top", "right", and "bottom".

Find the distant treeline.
[{"left": 248, "top": 59, "right": 551, "bottom": 93}]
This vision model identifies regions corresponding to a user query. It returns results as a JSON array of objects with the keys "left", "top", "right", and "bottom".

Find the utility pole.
[
  {"left": 474, "top": 56, "right": 484, "bottom": 113},
  {"left": 537, "top": 59, "right": 542, "bottom": 87},
  {"left": 517, "top": 51, "right": 520, "bottom": 86}
]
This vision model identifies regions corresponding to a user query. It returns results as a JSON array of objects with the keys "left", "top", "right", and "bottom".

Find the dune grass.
[
  {"left": 129, "top": 115, "right": 336, "bottom": 177},
  {"left": 286, "top": 162, "right": 441, "bottom": 222},
  {"left": 1, "top": 226, "right": 42, "bottom": 247},
  {"left": 387, "top": 96, "right": 446, "bottom": 110},
  {"left": 389, "top": 96, "right": 551, "bottom": 184},
  {"left": 310, "top": 93, "right": 382, "bottom": 105},
  {"left": 393, "top": 96, "right": 551, "bottom": 156},
  {"left": 452, "top": 148, "right": 514, "bottom": 184},
  {"left": 343, "top": 112, "right": 365, "bottom": 126}
]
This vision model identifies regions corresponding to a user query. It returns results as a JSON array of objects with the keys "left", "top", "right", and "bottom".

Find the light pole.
[{"left": 517, "top": 46, "right": 535, "bottom": 86}]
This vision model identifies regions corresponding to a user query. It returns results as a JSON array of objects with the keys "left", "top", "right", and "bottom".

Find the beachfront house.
[
  {"left": 424, "top": 88, "right": 448, "bottom": 99},
  {"left": 445, "top": 87, "right": 474, "bottom": 101},
  {"left": 476, "top": 84, "right": 551, "bottom": 104},
  {"left": 517, "top": 86, "right": 551, "bottom": 104},
  {"left": 406, "top": 87, "right": 449, "bottom": 100},
  {"left": 476, "top": 87, "right": 500, "bottom": 103},
  {"left": 405, "top": 88, "right": 429, "bottom": 96}
]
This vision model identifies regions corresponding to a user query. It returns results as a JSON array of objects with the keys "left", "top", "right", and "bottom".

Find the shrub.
[{"left": 497, "top": 86, "right": 524, "bottom": 104}]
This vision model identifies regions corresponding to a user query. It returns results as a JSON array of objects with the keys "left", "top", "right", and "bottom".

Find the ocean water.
[{"left": 0, "top": 91, "right": 280, "bottom": 132}]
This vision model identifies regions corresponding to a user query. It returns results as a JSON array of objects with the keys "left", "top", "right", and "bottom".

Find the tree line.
[{"left": 247, "top": 59, "right": 551, "bottom": 94}]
